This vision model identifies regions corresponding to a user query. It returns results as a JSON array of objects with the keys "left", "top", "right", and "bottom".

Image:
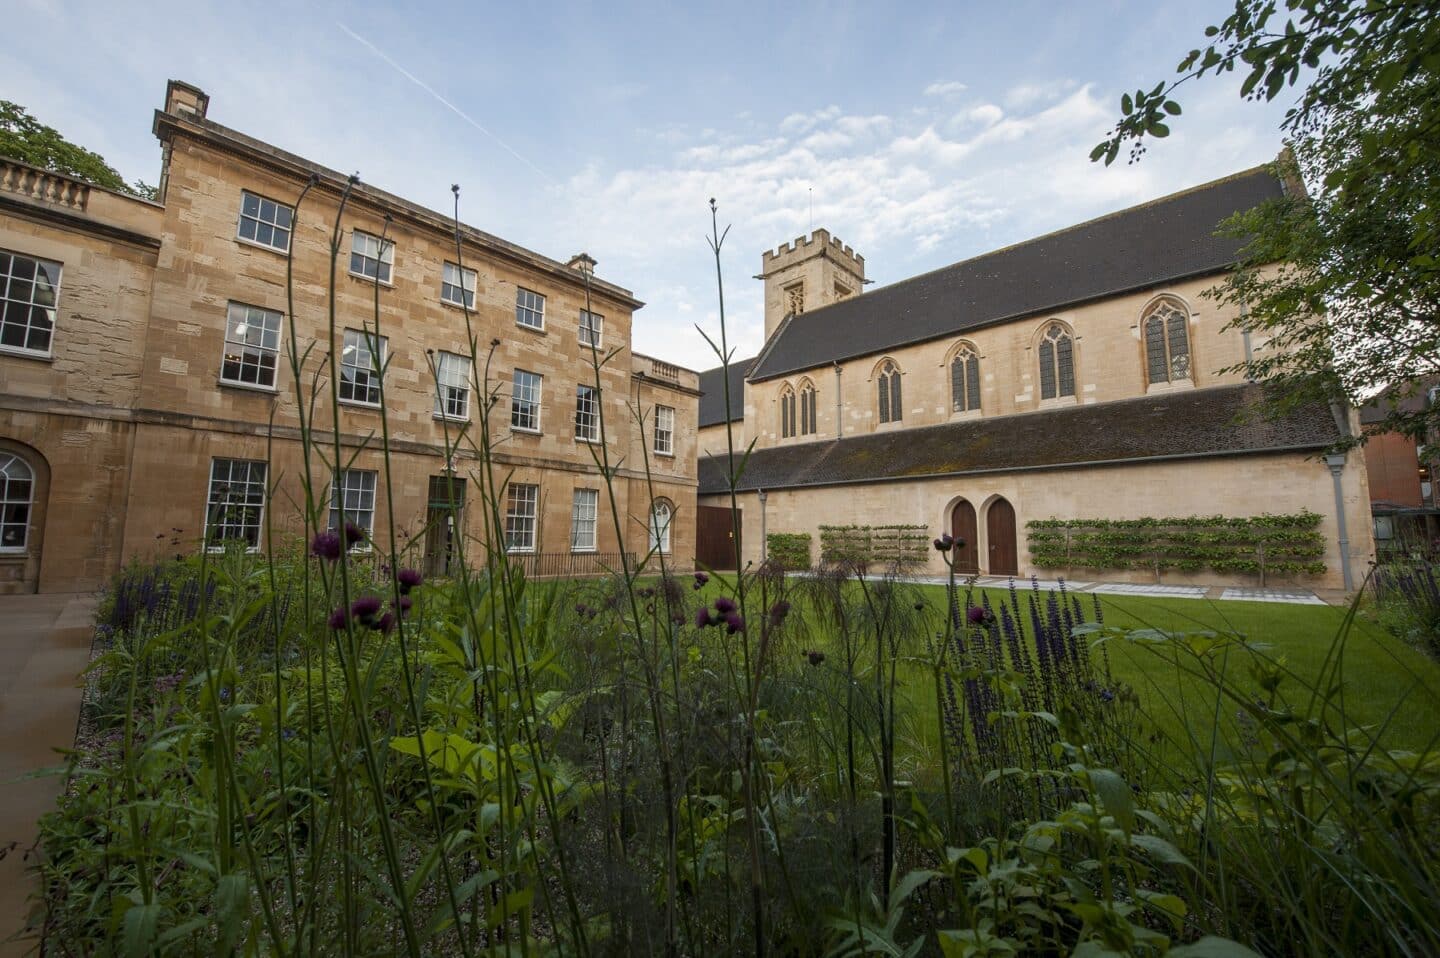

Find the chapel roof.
[
  {"left": 747, "top": 165, "right": 1286, "bottom": 383},
  {"left": 697, "top": 383, "right": 1338, "bottom": 494},
  {"left": 698, "top": 358, "right": 754, "bottom": 427}
]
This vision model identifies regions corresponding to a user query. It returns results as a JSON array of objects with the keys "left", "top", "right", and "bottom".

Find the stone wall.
[{"left": 699, "top": 448, "right": 1373, "bottom": 591}]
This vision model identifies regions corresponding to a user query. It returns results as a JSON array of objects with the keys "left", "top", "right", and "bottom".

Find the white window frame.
[
  {"left": 654, "top": 405, "right": 675, "bottom": 456},
  {"left": 649, "top": 500, "right": 672, "bottom": 554},
  {"left": 579, "top": 309, "right": 603, "bottom": 349},
  {"left": 220, "top": 302, "right": 283, "bottom": 390},
  {"left": 0, "top": 453, "right": 35, "bottom": 552},
  {"left": 205, "top": 458, "right": 268, "bottom": 552},
  {"left": 330, "top": 469, "right": 377, "bottom": 551},
  {"left": 570, "top": 488, "right": 598, "bottom": 553},
  {"left": 434, "top": 351, "right": 471, "bottom": 421},
  {"left": 236, "top": 191, "right": 294, "bottom": 253},
  {"left": 441, "top": 262, "right": 477, "bottom": 308},
  {"left": 575, "top": 384, "right": 600, "bottom": 442},
  {"left": 505, "top": 482, "right": 539, "bottom": 553},
  {"left": 339, "top": 328, "right": 386, "bottom": 407},
  {"left": 349, "top": 230, "right": 394, "bottom": 284},
  {"left": 511, "top": 369, "right": 542, "bottom": 432},
  {"left": 515, "top": 287, "right": 546, "bottom": 330},
  {"left": 0, "top": 249, "right": 61, "bottom": 359}
]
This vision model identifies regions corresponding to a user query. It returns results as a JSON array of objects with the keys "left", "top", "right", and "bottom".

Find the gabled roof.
[
  {"left": 748, "top": 166, "right": 1285, "bottom": 382},
  {"left": 698, "top": 358, "right": 754, "bottom": 427},
  {"left": 698, "top": 384, "right": 1337, "bottom": 494}
]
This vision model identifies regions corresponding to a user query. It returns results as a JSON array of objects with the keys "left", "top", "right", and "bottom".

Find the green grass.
[{"left": 768, "top": 578, "right": 1440, "bottom": 766}]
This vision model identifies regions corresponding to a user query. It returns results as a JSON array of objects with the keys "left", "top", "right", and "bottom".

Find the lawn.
[{"left": 767, "top": 577, "right": 1440, "bottom": 766}]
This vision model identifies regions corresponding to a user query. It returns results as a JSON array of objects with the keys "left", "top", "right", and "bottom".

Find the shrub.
[{"left": 766, "top": 531, "right": 812, "bottom": 570}]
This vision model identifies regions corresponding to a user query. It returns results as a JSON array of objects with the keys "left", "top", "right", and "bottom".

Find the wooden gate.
[
  {"left": 950, "top": 499, "right": 979, "bottom": 573},
  {"left": 695, "top": 505, "right": 740, "bottom": 570},
  {"left": 986, "top": 498, "right": 1018, "bottom": 576}
]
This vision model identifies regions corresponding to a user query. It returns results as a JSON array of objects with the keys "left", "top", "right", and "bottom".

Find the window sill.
[
  {"left": 511, "top": 426, "right": 542, "bottom": 436},
  {"left": 206, "top": 545, "right": 262, "bottom": 555},
  {"left": 0, "top": 347, "right": 54, "bottom": 363},
  {"left": 234, "top": 235, "right": 290, "bottom": 256},
  {"left": 219, "top": 379, "right": 279, "bottom": 394},
  {"left": 1145, "top": 378, "right": 1195, "bottom": 394},
  {"left": 0, "top": 548, "right": 29, "bottom": 556},
  {"left": 654, "top": 450, "right": 675, "bottom": 459},
  {"left": 340, "top": 398, "right": 383, "bottom": 410},
  {"left": 579, "top": 341, "right": 604, "bottom": 351},
  {"left": 575, "top": 435, "right": 601, "bottom": 444},
  {"left": 1037, "top": 395, "right": 1078, "bottom": 410},
  {"left": 949, "top": 408, "right": 983, "bottom": 421},
  {"left": 516, "top": 321, "right": 547, "bottom": 334},
  {"left": 440, "top": 297, "right": 476, "bottom": 312},
  {"left": 347, "top": 271, "right": 395, "bottom": 289},
  {"left": 506, "top": 548, "right": 536, "bottom": 555},
  {"left": 571, "top": 548, "right": 597, "bottom": 555},
  {"left": 433, "top": 413, "right": 471, "bottom": 424}
]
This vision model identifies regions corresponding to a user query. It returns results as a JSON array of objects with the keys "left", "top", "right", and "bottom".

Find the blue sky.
[{"left": 5, "top": 0, "right": 1293, "bottom": 369}]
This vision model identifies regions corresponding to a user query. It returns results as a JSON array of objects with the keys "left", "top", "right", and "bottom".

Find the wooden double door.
[{"left": 950, "top": 496, "right": 1017, "bottom": 576}]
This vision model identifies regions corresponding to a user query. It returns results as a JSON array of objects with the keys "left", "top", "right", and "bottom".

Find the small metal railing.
[{"left": 504, "top": 551, "right": 636, "bottom": 578}]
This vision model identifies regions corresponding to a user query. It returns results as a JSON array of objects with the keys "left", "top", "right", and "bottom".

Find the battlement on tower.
[{"left": 761, "top": 228, "right": 865, "bottom": 278}]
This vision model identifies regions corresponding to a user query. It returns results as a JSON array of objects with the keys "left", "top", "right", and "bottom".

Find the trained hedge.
[
  {"left": 767, "top": 532, "right": 812, "bottom": 571},
  {"left": 1027, "top": 512, "right": 1326, "bottom": 583},
  {"left": 819, "top": 524, "right": 929, "bottom": 569}
]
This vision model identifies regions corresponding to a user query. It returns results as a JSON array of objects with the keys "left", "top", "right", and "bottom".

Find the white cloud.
[{"left": 924, "top": 81, "right": 969, "bottom": 97}]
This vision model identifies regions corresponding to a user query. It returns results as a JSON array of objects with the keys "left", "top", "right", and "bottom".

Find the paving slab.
[
  {"left": 1218, "top": 588, "right": 1328, "bottom": 605},
  {"left": 0, "top": 593, "right": 97, "bottom": 955},
  {"left": 1090, "top": 583, "right": 1210, "bottom": 598}
]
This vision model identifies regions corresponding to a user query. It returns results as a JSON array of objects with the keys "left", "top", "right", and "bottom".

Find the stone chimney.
[
  {"left": 566, "top": 252, "right": 597, "bottom": 275},
  {"left": 757, "top": 228, "right": 866, "bottom": 341},
  {"left": 164, "top": 80, "right": 210, "bottom": 120}
]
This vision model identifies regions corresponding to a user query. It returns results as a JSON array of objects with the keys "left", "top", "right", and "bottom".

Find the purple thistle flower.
[
  {"left": 724, "top": 612, "right": 745, "bottom": 634},
  {"left": 806, "top": 649, "right": 826, "bottom": 666},
  {"left": 713, "top": 596, "right": 737, "bottom": 615},
  {"left": 310, "top": 530, "right": 342, "bottom": 561},
  {"left": 351, "top": 595, "right": 383, "bottom": 623},
  {"left": 396, "top": 595, "right": 413, "bottom": 617},
  {"left": 377, "top": 611, "right": 396, "bottom": 634},
  {"left": 396, "top": 568, "right": 423, "bottom": 593},
  {"left": 934, "top": 533, "right": 955, "bottom": 552},
  {"left": 342, "top": 521, "right": 366, "bottom": 546},
  {"left": 327, "top": 606, "right": 349, "bottom": 630},
  {"left": 694, "top": 606, "right": 714, "bottom": 629},
  {"left": 768, "top": 600, "right": 791, "bottom": 628},
  {"left": 693, "top": 571, "right": 709, "bottom": 590}
]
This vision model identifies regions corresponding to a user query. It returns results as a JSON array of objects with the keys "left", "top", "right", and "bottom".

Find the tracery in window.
[
  {"left": 1143, "top": 299, "right": 1192, "bottom": 384},
  {"left": 798, "top": 381, "right": 817, "bottom": 435},
  {"left": 877, "top": 360, "right": 902, "bottom": 423},
  {"left": 950, "top": 345, "right": 981, "bottom": 412},
  {"left": 1037, "top": 323, "right": 1075, "bottom": 400}
]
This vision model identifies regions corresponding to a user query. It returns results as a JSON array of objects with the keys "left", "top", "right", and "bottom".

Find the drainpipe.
[
  {"left": 833, "top": 361, "right": 843, "bottom": 438},
  {"left": 1240, "top": 301, "right": 1255, "bottom": 381},
  {"left": 1324, "top": 453, "right": 1354, "bottom": 592},
  {"left": 758, "top": 489, "right": 768, "bottom": 563}
]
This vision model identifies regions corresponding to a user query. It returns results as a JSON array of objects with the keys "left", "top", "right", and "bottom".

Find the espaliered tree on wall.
[
  {"left": 1028, "top": 512, "right": 1326, "bottom": 584},
  {"left": 766, "top": 532, "right": 812, "bottom": 571},
  {"left": 819, "top": 524, "right": 929, "bottom": 570}
]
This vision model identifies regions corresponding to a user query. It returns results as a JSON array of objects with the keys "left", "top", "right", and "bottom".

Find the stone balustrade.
[{"left": 1, "top": 159, "right": 91, "bottom": 212}]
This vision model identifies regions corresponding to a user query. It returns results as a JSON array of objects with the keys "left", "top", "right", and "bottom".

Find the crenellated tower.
[{"left": 758, "top": 228, "right": 866, "bottom": 341}]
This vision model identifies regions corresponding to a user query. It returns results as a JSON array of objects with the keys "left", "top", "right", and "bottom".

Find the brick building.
[
  {"left": 698, "top": 163, "right": 1373, "bottom": 590},
  {"left": 0, "top": 80, "right": 698, "bottom": 594}
]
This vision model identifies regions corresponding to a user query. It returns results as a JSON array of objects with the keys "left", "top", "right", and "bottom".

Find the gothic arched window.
[
  {"left": 950, "top": 346, "right": 981, "bottom": 412},
  {"left": 649, "top": 499, "right": 673, "bottom": 554},
  {"left": 1038, "top": 323, "right": 1075, "bottom": 400},
  {"left": 779, "top": 386, "right": 797, "bottom": 438},
  {"left": 0, "top": 454, "right": 34, "bottom": 551},
  {"left": 799, "top": 381, "right": 818, "bottom": 435},
  {"left": 877, "top": 361, "right": 902, "bottom": 423},
  {"left": 1143, "top": 299, "right": 1192, "bottom": 384}
]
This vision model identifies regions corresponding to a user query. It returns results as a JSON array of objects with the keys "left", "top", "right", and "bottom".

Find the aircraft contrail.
[{"left": 337, "top": 22, "right": 556, "bottom": 185}]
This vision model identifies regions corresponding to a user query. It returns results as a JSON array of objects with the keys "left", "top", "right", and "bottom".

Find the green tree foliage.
[
  {"left": 1, "top": 100, "right": 155, "bottom": 199},
  {"left": 1093, "top": 0, "right": 1440, "bottom": 448}
]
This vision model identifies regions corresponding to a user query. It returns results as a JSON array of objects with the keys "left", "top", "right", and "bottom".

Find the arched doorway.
[
  {"left": 986, "top": 497, "right": 1018, "bottom": 576},
  {"left": 950, "top": 499, "right": 979, "bottom": 573},
  {"left": 0, "top": 441, "right": 48, "bottom": 595}
]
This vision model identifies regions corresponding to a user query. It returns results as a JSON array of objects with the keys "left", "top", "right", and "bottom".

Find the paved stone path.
[
  {"left": 873, "top": 573, "right": 1335, "bottom": 605},
  {"left": 0, "top": 593, "right": 97, "bottom": 955}
]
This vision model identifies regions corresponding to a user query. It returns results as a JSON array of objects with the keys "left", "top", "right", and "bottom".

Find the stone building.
[
  {"left": 0, "top": 80, "right": 698, "bottom": 594},
  {"left": 698, "top": 163, "right": 1373, "bottom": 590}
]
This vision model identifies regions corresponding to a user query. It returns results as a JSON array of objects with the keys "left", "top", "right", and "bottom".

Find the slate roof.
[
  {"left": 749, "top": 166, "right": 1286, "bottom": 382},
  {"left": 698, "top": 358, "right": 755, "bottom": 427},
  {"left": 697, "top": 384, "right": 1339, "bottom": 495}
]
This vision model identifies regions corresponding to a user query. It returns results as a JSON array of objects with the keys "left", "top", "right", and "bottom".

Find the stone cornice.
[{"left": 0, "top": 193, "right": 162, "bottom": 252}]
